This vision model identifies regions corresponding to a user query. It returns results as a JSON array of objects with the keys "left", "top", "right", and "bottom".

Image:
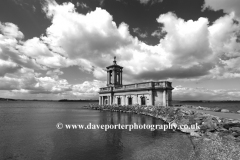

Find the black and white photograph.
[{"left": 0, "top": 0, "right": 240, "bottom": 159}]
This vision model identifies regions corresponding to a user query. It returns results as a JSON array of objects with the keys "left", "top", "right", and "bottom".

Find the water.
[
  {"left": 0, "top": 101, "right": 194, "bottom": 160},
  {"left": 173, "top": 101, "right": 240, "bottom": 112}
]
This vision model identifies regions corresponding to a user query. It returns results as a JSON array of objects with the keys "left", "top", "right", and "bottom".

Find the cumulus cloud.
[
  {"left": 151, "top": 29, "right": 166, "bottom": 39},
  {"left": 132, "top": 27, "right": 148, "bottom": 38},
  {"left": 0, "top": 22, "right": 45, "bottom": 73},
  {"left": 0, "top": 66, "right": 104, "bottom": 99},
  {"left": 0, "top": 17, "right": 105, "bottom": 99},
  {"left": 158, "top": 13, "right": 212, "bottom": 66},
  {"left": 1, "top": 0, "right": 240, "bottom": 100},
  {"left": 141, "top": 12, "right": 240, "bottom": 80},
  {"left": 203, "top": 0, "right": 240, "bottom": 19},
  {"left": 0, "top": 22, "right": 24, "bottom": 39},
  {"left": 173, "top": 85, "right": 240, "bottom": 100},
  {"left": 0, "top": 59, "right": 21, "bottom": 77},
  {"left": 46, "top": 68, "right": 64, "bottom": 79},
  {"left": 138, "top": 0, "right": 163, "bottom": 5},
  {"left": 18, "top": 37, "right": 71, "bottom": 68},
  {"left": 43, "top": 3, "right": 131, "bottom": 59},
  {"left": 76, "top": 2, "right": 89, "bottom": 9},
  {"left": 72, "top": 80, "right": 105, "bottom": 94},
  {"left": 40, "top": 2, "right": 240, "bottom": 82}
]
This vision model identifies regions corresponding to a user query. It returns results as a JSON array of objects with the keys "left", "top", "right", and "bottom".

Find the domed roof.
[{"left": 106, "top": 56, "right": 123, "bottom": 69}]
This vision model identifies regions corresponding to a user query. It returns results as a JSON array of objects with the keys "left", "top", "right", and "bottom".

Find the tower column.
[
  {"left": 118, "top": 72, "right": 120, "bottom": 84},
  {"left": 166, "top": 90, "right": 169, "bottom": 106},
  {"left": 99, "top": 96, "right": 101, "bottom": 105},
  {"left": 120, "top": 71, "right": 122, "bottom": 85},
  {"left": 113, "top": 69, "right": 116, "bottom": 85},
  {"left": 150, "top": 91, "right": 153, "bottom": 106},
  {"left": 110, "top": 95, "right": 112, "bottom": 105},
  {"left": 107, "top": 71, "right": 109, "bottom": 86},
  {"left": 109, "top": 70, "right": 111, "bottom": 84},
  {"left": 163, "top": 90, "right": 166, "bottom": 106}
]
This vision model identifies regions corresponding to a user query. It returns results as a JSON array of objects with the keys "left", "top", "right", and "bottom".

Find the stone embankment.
[
  {"left": 86, "top": 104, "right": 240, "bottom": 159},
  {"left": 182, "top": 105, "right": 240, "bottom": 114}
]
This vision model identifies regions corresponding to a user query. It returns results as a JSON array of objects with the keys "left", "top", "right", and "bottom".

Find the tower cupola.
[{"left": 106, "top": 56, "right": 123, "bottom": 87}]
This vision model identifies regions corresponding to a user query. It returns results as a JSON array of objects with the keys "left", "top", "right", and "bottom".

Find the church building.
[{"left": 99, "top": 57, "right": 174, "bottom": 106}]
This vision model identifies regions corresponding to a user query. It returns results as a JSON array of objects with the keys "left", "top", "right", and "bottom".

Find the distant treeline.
[
  {"left": 0, "top": 98, "right": 16, "bottom": 101},
  {"left": 0, "top": 98, "right": 55, "bottom": 101},
  {"left": 0, "top": 98, "right": 237, "bottom": 103},
  {"left": 174, "top": 100, "right": 240, "bottom": 103},
  {"left": 58, "top": 99, "right": 98, "bottom": 102},
  {"left": 0, "top": 98, "right": 98, "bottom": 102}
]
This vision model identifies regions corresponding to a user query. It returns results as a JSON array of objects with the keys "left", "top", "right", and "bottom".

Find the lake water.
[{"left": 0, "top": 101, "right": 195, "bottom": 160}]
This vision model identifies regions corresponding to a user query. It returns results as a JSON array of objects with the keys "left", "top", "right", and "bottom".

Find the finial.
[{"left": 113, "top": 56, "right": 117, "bottom": 65}]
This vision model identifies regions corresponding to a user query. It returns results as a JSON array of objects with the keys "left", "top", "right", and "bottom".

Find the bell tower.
[{"left": 106, "top": 56, "right": 123, "bottom": 87}]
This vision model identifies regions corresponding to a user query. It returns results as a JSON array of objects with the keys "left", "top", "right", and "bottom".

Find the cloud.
[
  {"left": 173, "top": 85, "right": 240, "bottom": 100},
  {"left": 0, "top": 66, "right": 104, "bottom": 99},
  {"left": 136, "top": 63, "right": 213, "bottom": 80},
  {"left": 0, "top": 20, "right": 105, "bottom": 99},
  {"left": 0, "top": 22, "right": 46, "bottom": 74},
  {"left": 132, "top": 27, "right": 148, "bottom": 38},
  {"left": 138, "top": 0, "right": 163, "bottom": 5},
  {"left": 46, "top": 68, "right": 63, "bottom": 79},
  {"left": 72, "top": 80, "right": 105, "bottom": 94},
  {"left": 0, "top": 59, "right": 21, "bottom": 77},
  {"left": 0, "top": 22, "right": 24, "bottom": 39},
  {"left": 40, "top": 2, "right": 240, "bottom": 82},
  {"left": 18, "top": 37, "right": 71, "bottom": 68},
  {"left": 42, "top": 3, "right": 132, "bottom": 68},
  {"left": 203, "top": 0, "right": 240, "bottom": 19},
  {"left": 157, "top": 13, "right": 212, "bottom": 65},
  {"left": 1, "top": 0, "right": 240, "bottom": 100},
  {"left": 76, "top": 2, "right": 89, "bottom": 9},
  {"left": 151, "top": 29, "right": 166, "bottom": 39}
]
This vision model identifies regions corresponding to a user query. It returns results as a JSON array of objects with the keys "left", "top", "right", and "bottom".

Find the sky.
[{"left": 0, "top": 0, "right": 240, "bottom": 100}]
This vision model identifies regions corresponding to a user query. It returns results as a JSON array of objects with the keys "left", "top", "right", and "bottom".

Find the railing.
[
  {"left": 99, "top": 81, "right": 172, "bottom": 92},
  {"left": 99, "top": 87, "right": 111, "bottom": 92},
  {"left": 137, "top": 82, "right": 152, "bottom": 88},
  {"left": 125, "top": 84, "right": 136, "bottom": 89}
]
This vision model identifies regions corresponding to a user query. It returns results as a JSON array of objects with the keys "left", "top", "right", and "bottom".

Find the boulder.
[
  {"left": 190, "top": 131, "right": 201, "bottom": 137},
  {"left": 180, "top": 128, "right": 199, "bottom": 133},
  {"left": 237, "top": 110, "right": 240, "bottom": 114},
  {"left": 221, "top": 109, "right": 229, "bottom": 113},
  {"left": 229, "top": 127, "right": 240, "bottom": 133},
  {"left": 223, "top": 134, "right": 236, "bottom": 140},
  {"left": 223, "top": 123, "right": 240, "bottom": 129},
  {"left": 177, "top": 117, "right": 190, "bottom": 125},
  {"left": 200, "top": 120, "right": 218, "bottom": 132},
  {"left": 213, "top": 108, "right": 221, "bottom": 112}
]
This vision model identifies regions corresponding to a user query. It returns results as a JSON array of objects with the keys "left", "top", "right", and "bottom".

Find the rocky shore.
[
  {"left": 181, "top": 104, "right": 240, "bottom": 114},
  {"left": 85, "top": 104, "right": 240, "bottom": 160}
]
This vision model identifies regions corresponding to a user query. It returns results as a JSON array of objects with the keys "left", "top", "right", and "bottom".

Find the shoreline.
[{"left": 85, "top": 104, "right": 240, "bottom": 159}]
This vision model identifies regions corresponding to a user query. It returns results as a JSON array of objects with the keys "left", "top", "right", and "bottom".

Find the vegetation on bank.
[
  {"left": 58, "top": 99, "right": 98, "bottom": 102},
  {"left": 86, "top": 104, "right": 240, "bottom": 160}
]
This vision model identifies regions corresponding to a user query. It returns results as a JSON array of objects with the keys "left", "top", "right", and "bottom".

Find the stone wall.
[
  {"left": 153, "top": 90, "right": 164, "bottom": 106},
  {"left": 113, "top": 90, "right": 152, "bottom": 105}
]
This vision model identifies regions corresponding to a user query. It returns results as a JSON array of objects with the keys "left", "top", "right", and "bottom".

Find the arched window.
[
  {"left": 117, "top": 97, "right": 121, "bottom": 105},
  {"left": 141, "top": 96, "right": 146, "bottom": 105},
  {"left": 128, "top": 97, "right": 132, "bottom": 105}
]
